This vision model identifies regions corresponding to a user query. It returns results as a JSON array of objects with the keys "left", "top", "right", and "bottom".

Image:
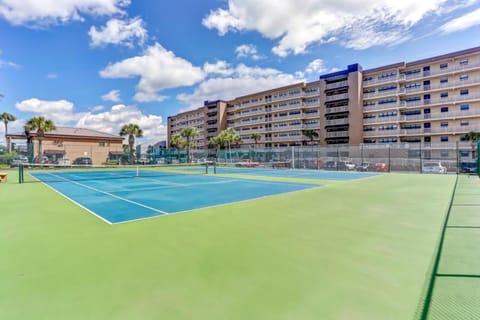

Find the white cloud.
[
  {"left": 102, "top": 89, "right": 121, "bottom": 102},
  {"left": 0, "top": 0, "right": 130, "bottom": 26},
  {"left": 15, "top": 98, "right": 82, "bottom": 124},
  {"left": 76, "top": 104, "right": 166, "bottom": 141},
  {"left": 235, "top": 44, "right": 262, "bottom": 60},
  {"left": 89, "top": 17, "right": 147, "bottom": 47},
  {"left": 203, "top": 60, "right": 235, "bottom": 76},
  {"left": 13, "top": 99, "right": 166, "bottom": 141},
  {"left": 46, "top": 73, "right": 58, "bottom": 79},
  {"left": 99, "top": 43, "right": 205, "bottom": 102},
  {"left": 439, "top": 7, "right": 480, "bottom": 33},
  {"left": 305, "top": 59, "right": 328, "bottom": 74},
  {"left": 177, "top": 62, "right": 302, "bottom": 109},
  {"left": 203, "top": 0, "right": 466, "bottom": 55}
]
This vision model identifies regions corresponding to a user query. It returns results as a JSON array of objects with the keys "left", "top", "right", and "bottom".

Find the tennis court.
[
  {"left": 29, "top": 167, "right": 320, "bottom": 223},
  {"left": 2, "top": 167, "right": 478, "bottom": 320}
]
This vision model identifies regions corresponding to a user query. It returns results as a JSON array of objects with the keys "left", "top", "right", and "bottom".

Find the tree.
[
  {"left": 463, "top": 131, "right": 480, "bottom": 142},
  {"left": 170, "top": 134, "right": 184, "bottom": 149},
  {"left": 180, "top": 127, "right": 199, "bottom": 163},
  {"left": 24, "top": 116, "right": 56, "bottom": 160},
  {"left": 250, "top": 132, "right": 261, "bottom": 147},
  {"left": 218, "top": 128, "right": 240, "bottom": 163},
  {"left": 0, "top": 112, "right": 16, "bottom": 153},
  {"left": 119, "top": 124, "right": 143, "bottom": 165},
  {"left": 463, "top": 131, "right": 480, "bottom": 159},
  {"left": 302, "top": 129, "right": 319, "bottom": 146}
]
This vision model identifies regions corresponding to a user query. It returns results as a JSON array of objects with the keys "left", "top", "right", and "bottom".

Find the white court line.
[
  {"left": 38, "top": 172, "right": 170, "bottom": 219},
  {"left": 28, "top": 173, "right": 113, "bottom": 225},
  {"left": 114, "top": 183, "right": 324, "bottom": 225},
  {"left": 105, "top": 178, "right": 239, "bottom": 193}
]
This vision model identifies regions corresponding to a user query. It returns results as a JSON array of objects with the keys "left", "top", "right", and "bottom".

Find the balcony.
[
  {"left": 362, "top": 125, "right": 480, "bottom": 137},
  {"left": 326, "top": 118, "right": 349, "bottom": 126},
  {"left": 402, "top": 93, "right": 480, "bottom": 109},
  {"left": 302, "top": 123, "right": 321, "bottom": 129},
  {"left": 325, "top": 106, "right": 349, "bottom": 114},
  {"left": 325, "top": 80, "right": 348, "bottom": 90},
  {"left": 363, "top": 116, "right": 400, "bottom": 124},
  {"left": 272, "top": 102, "right": 303, "bottom": 113},
  {"left": 303, "top": 112, "right": 320, "bottom": 119},
  {"left": 325, "top": 131, "right": 349, "bottom": 138},
  {"left": 325, "top": 93, "right": 349, "bottom": 102},
  {"left": 271, "top": 135, "right": 304, "bottom": 142},
  {"left": 363, "top": 89, "right": 398, "bottom": 100}
]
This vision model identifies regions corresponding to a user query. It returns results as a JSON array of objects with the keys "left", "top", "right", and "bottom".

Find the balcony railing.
[
  {"left": 362, "top": 125, "right": 480, "bottom": 137},
  {"left": 325, "top": 80, "right": 348, "bottom": 90},
  {"left": 325, "top": 131, "right": 349, "bottom": 138},
  {"left": 326, "top": 118, "right": 349, "bottom": 126},
  {"left": 325, "top": 93, "right": 349, "bottom": 102},
  {"left": 325, "top": 106, "right": 349, "bottom": 114}
]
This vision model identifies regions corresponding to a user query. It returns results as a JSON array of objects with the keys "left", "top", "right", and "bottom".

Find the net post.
[
  {"left": 205, "top": 162, "right": 208, "bottom": 174},
  {"left": 214, "top": 161, "right": 217, "bottom": 174},
  {"left": 477, "top": 140, "right": 480, "bottom": 177},
  {"left": 18, "top": 164, "right": 23, "bottom": 184}
]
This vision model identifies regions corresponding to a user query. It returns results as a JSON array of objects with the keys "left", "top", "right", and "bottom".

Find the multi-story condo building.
[
  {"left": 167, "top": 46, "right": 480, "bottom": 148},
  {"left": 167, "top": 100, "right": 227, "bottom": 149}
]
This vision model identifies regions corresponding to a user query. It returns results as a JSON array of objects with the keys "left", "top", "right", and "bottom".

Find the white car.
[
  {"left": 422, "top": 161, "right": 447, "bottom": 174},
  {"left": 344, "top": 161, "right": 356, "bottom": 170},
  {"left": 56, "top": 158, "right": 71, "bottom": 166}
]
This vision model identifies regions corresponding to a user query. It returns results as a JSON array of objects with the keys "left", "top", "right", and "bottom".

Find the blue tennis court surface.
[
  {"left": 31, "top": 170, "right": 319, "bottom": 224},
  {"left": 212, "top": 166, "right": 378, "bottom": 180}
]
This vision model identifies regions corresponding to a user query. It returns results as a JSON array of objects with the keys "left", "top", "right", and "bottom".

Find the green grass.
[{"left": 0, "top": 171, "right": 457, "bottom": 319}]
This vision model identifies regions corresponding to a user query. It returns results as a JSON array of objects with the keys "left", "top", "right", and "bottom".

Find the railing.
[
  {"left": 325, "top": 131, "right": 349, "bottom": 138},
  {"left": 326, "top": 118, "right": 349, "bottom": 126},
  {"left": 325, "top": 93, "right": 349, "bottom": 102},
  {"left": 325, "top": 80, "right": 348, "bottom": 90},
  {"left": 325, "top": 106, "right": 349, "bottom": 114}
]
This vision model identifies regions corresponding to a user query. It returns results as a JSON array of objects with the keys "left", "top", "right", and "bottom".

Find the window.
[
  {"left": 459, "top": 74, "right": 468, "bottom": 81},
  {"left": 440, "top": 122, "right": 448, "bottom": 127},
  {"left": 99, "top": 142, "right": 105, "bottom": 147},
  {"left": 460, "top": 104, "right": 469, "bottom": 111},
  {"left": 441, "top": 107, "right": 449, "bottom": 112},
  {"left": 378, "top": 85, "right": 397, "bottom": 91},
  {"left": 460, "top": 89, "right": 469, "bottom": 95},
  {"left": 378, "top": 98, "right": 397, "bottom": 105},
  {"left": 459, "top": 59, "right": 468, "bottom": 66},
  {"left": 440, "top": 92, "right": 448, "bottom": 98},
  {"left": 460, "top": 151, "right": 470, "bottom": 157},
  {"left": 461, "top": 121, "right": 469, "bottom": 126},
  {"left": 440, "top": 151, "right": 449, "bottom": 157},
  {"left": 440, "top": 78, "right": 448, "bottom": 84},
  {"left": 440, "top": 136, "right": 449, "bottom": 142},
  {"left": 440, "top": 63, "right": 448, "bottom": 69}
]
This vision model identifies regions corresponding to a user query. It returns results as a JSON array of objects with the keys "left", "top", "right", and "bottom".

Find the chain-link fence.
[{"left": 154, "top": 142, "right": 479, "bottom": 174}]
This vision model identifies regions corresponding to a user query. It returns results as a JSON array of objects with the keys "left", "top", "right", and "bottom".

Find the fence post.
[
  {"left": 456, "top": 141, "right": 459, "bottom": 175},
  {"left": 291, "top": 146, "right": 295, "bottom": 169},
  {"left": 336, "top": 147, "right": 339, "bottom": 171},
  {"left": 419, "top": 143, "right": 423, "bottom": 173},
  {"left": 388, "top": 144, "right": 391, "bottom": 172}
]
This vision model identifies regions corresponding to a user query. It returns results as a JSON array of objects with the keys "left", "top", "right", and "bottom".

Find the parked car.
[
  {"left": 356, "top": 162, "right": 371, "bottom": 172},
  {"left": 34, "top": 156, "right": 50, "bottom": 164},
  {"left": 422, "top": 161, "right": 447, "bottom": 174},
  {"left": 344, "top": 161, "right": 356, "bottom": 170},
  {"left": 10, "top": 156, "right": 29, "bottom": 166},
  {"left": 324, "top": 160, "right": 337, "bottom": 170},
  {"left": 73, "top": 157, "right": 92, "bottom": 165},
  {"left": 460, "top": 161, "right": 477, "bottom": 174},
  {"left": 374, "top": 163, "right": 389, "bottom": 172},
  {"left": 56, "top": 158, "right": 71, "bottom": 166}
]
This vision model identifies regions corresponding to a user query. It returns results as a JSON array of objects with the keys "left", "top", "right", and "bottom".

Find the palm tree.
[
  {"left": 250, "top": 132, "right": 261, "bottom": 147},
  {"left": 463, "top": 131, "right": 480, "bottom": 142},
  {"left": 302, "top": 129, "right": 319, "bottom": 146},
  {"left": 119, "top": 123, "right": 143, "bottom": 164},
  {"left": 463, "top": 131, "right": 480, "bottom": 159},
  {"left": 0, "top": 112, "right": 16, "bottom": 152},
  {"left": 170, "top": 134, "right": 184, "bottom": 149},
  {"left": 24, "top": 116, "right": 56, "bottom": 159},
  {"left": 180, "top": 127, "right": 199, "bottom": 163},
  {"left": 218, "top": 128, "right": 240, "bottom": 163}
]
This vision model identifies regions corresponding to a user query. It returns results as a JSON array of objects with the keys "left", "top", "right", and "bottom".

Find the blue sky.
[{"left": 1, "top": 0, "right": 480, "bottom": 144}]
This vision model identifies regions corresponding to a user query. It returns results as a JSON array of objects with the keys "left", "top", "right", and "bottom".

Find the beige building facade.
[
  {"left": 8, "top": 127, "right": 124, "bottom": 165},
  {"left": 167, "top": 46, "right": 480, "bottom": 148}
]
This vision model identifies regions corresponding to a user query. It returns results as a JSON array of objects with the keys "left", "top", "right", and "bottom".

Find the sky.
[{"left": 1, "top": 0, "right": 480, "bottom": 145}]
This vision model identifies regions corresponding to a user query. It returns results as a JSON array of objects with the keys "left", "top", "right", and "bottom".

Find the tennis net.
[{"left": 19, "top": 163, "right": 209, "bottom": 183}]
